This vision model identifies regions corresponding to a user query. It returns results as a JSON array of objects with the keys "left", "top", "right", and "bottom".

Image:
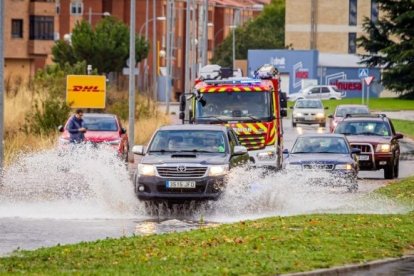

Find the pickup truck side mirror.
[
  {"left": 120, "top": 127, "right": 127, "bottom": 134},
  {"left": 58, "top": 125, "right": 64, "bottom": 132},
  {"left": 132, "top": 145, "right": 146, "bottom": 155},
  {"left": 394, "top": 133, "right": 404, "bottom": 139},
  {"left": 233, "top": 145, "right": 247, "bottom": 155},
  {"left": 328, "top": 115, "right": 333, "bottom": 119}
]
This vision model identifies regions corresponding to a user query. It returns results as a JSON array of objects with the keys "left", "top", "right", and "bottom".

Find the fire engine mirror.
[
  {"left": 280, "top": 92, "right": 287, "bottom": 109},
  {"left": 281, "top": 110, "right": 287, "bottom": 117},
  {"left": 179, "top": 94, "right": 186, "bottom": 112}
]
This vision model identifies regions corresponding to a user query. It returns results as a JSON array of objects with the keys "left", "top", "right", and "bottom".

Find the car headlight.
[
  {"left": 316, "top": 113, "right": 325, "bottom": 118},
  {"left": 376, "top": 144, "right": 391, "bottom": 152},
  {"left": 293, "top": 112, "right": 303, "bottom": 117},
  {"left": 335, "top": 164, "right": 353, "bottom": 170},
  {"left": 257, "top": 151, "right": 276, "bottom": 161},
  {"left": 209, "top": 165, "right": 229, "bottom": 176},
  {"left": 108, "top": 139, "right": 121, "bottom": 145},
  {"left": 285, "top": 163, "right": 302, "bottom": 170},
  {"left": 59, "top": 138, "right": 70, "bottom": 145},
  {"left": 138, "top": 164, "right": 156, "bottom": 176}
]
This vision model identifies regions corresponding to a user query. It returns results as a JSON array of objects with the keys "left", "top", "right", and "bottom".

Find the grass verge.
[
  {"left": 392, "top": 119, "right": 414, "bottom": 140},
  {"left": 1, "top": 178, "right": 413, "bottom": 275}
]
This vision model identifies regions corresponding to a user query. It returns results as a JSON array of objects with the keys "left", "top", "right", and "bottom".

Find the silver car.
[
  {"left": 289, "top": 85, "right": 344, "bottom": 101},
  {"left": 291, "top": 99, "right": 328, "bottom": 127}
]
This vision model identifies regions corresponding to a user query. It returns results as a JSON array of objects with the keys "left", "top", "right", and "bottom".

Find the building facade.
[
  {"left": 285, "top": 0, "right": 379, "bottom": 54},
  {"left": 4, "top": 0, "right": 267, "bottom": 99}
]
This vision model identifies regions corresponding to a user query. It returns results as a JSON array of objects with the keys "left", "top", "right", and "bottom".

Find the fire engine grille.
[
  {"left": 156, "top": 166, "right": 207, "bottom": 178},
  {"left": 351, "top": 144, "right": 372, "bottom": 153},
  {"left": 237, "top": 133, "right": 266, "bottom": 150}
]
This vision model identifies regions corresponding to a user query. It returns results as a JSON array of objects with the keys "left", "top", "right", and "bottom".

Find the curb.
[{"left": 282, "top": 255, "right": 414, "bottom": 276}]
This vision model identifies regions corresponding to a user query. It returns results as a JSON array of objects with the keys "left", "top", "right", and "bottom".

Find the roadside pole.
[
  {"left": 152, "top": 0, "right": 157, "bottom": 100},
  {"left": 128, "top": 0, "right": 136, "bottom": 152},
  {"left": 0, "top": 0, "right": 4, "bottom": 169},
  {"left": 362, "top": 80, "right": 365, "bottom": 105}
]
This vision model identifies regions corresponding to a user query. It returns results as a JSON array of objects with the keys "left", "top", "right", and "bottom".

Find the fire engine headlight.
[
  {"left": 257, "top": 151, "right": 276, "bottom": 161},
  {"left": 376, "top": 144, "right": 391, "bottom": 152},
  {"left": 335, "top": 164, "right": 353, "bottom": 170},
  {"left": 138, "top": 164, "right": 156, "bottom": 176},
  {"left": 316, "top": 113, "right": 325, "bottom": 118},
  {"left": 209, "top": 165, "right": 229, "bottom": 176}
]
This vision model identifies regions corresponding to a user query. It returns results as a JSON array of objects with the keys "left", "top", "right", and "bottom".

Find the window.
[
  {"left": 310, "top": 87, "right": 320, "bottom": 94},
  {"left": 349, "top": 0, "right": 357, "bottom": 26},
  {"left": 348, "top": 32, "right": 357, "bottom": 53},
  {"left": 70, "top": 1, "right": 83, "bottom": 15},
  {"left": 11, "top": 19, "right": 23, "bottom": 38},
  {"left": 371, "top": 0, "right": 379, "bottom": 23},
  {"left": 29, "top": 16, "right": 54, "bottom": 40},
  {"left": 321, "top": 87, "right": 330, "bottom": 93}
]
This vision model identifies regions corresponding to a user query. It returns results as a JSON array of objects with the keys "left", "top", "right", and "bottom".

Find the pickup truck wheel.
[
  {"left": 394, "top": 158, "right": 399, "bottom": 178},
  {"left": 384, "top": 159, "right": 395, "bottom": 179},
  {"left": 320, "top": 122, "right": 326, "bottom": 128}
]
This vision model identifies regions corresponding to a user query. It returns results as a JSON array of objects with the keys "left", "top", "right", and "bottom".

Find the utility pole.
[
  {"left": 128, "top": 0, "right": 136, "bottom": 152},
  {"left": 143, "top": 0, "right": 149, "bottom": 90},
  {"left": 0, "top": 0, "right": 4, "bottom": 169},
  {"left": 165, "top": 0, "right": 175, "bottom": 114},
  {"left": 152, "top": 0, "right": 157, "bottom": 100}
]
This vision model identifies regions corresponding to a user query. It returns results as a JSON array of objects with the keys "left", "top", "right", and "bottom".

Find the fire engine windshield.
[{"left": 196, "top": 91, "right": 272, "bottom": 121}]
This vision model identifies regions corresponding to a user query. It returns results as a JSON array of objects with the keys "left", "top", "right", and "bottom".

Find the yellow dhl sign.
[{"left": 66, "top": 75, "right": 106, "bottom": 109}]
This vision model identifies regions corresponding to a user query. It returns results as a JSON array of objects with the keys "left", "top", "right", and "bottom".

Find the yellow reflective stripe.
[
  {"left": 200, "top": 88, "right": 206, "bottom": 92},
  {"left": 270, "top": 126, "right": 276, "bottom": 136},
  {"left": 233, "top": 87, "right": 241, "bottom": 92},
  {"left": 247, "top": 124, "right": 259, "bottom": 133},
  {"left": 243, "top": 87, "right": 251, "bottom": 92},
  {"left": 219, "top": 87, "right": 227, "bottom": 92},
  {"left": 257, "top": 123, "right": 267, "bottom": 132},
  {"left": 268, "top": 136, "right": 276, "bottom": 145},
  {"left": 208, "top": 88, "right": 216, "bottom": 92},
  {"left": 254, "top": 87, "right": 262, "bottom": 91}
]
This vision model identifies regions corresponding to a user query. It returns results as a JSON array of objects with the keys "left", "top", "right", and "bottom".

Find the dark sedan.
[
  {"left": 283, "top": 134, "right": 360, "bottom": 191},
  {"left": 132, "top": 124, "right": 249, "bottom": 202}
]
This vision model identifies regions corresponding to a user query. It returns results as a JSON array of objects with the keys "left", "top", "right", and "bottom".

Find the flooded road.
[{"left": 0, "top": 119, "right": 413, "bottom": 256}]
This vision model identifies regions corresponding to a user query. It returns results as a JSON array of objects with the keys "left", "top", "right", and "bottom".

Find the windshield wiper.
[
  {"left": 291, "top": 151, "right": 312, "bottom": 154},
  {"left": 242, "top": 115, "right": 262, "bottom": 122},
  {"left": 357, "top": 132, "right": 383, "bottom": 136},
  {"left": 197, "top": 116, "right": 227, "bottom": 123},
  {"left": 148, "top": 149, "right": 176, "bottom": 153}
]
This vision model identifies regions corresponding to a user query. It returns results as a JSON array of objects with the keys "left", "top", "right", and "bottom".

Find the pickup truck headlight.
[
  {"left": 376, "top": 144, "right": 391, "bottom": 152},
  {"left": 257, "top": 151, "right": 276, "bottom": 161},
  {"left": 335, "top": 164, "right": 353, "bottom": 170},
  {"left": 285, "top": 163, "right": 302, "bottom": 170},
  {"left": 209, "top": 165, "right": 229, "bottom": 176},
  {"left": 138, "top": 164, "right": 156, "bottom": 176},
  {"left": 316, "top": 113, "right": 325, "bottom": 118}
]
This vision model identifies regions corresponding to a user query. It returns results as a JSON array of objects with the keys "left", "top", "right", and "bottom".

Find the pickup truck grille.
[
  {"left": 156, "top": 166, "right": 207, "bottom": 178},
  {"left": 351, "top": 144, "right": 373, "bottom": 153},
  {"left": 303, "top": 164, "right": 334, "bottom": 170},
  {"left": 237, "top": 133, "right": 266, "bottom": 150}
]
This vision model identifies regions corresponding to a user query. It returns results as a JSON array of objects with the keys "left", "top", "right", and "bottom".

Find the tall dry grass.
[{"left": 4, "top": 87, "right": 170, "bottom": 165}]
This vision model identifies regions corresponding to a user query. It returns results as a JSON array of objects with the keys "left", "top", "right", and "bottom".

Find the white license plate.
[
  {"left": 358, "top": 155, "right": 370, "bottom": 161},
  {"left": 166, "top": 181, "right": 196, "bottom": 189}
]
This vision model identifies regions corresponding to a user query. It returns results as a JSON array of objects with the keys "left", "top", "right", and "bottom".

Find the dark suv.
[
  {"left": 333, "top": 114, "right": 403, "bottom": 179},
  {"left": 132, "top": 124, "right": 249, "bottom": 201}
]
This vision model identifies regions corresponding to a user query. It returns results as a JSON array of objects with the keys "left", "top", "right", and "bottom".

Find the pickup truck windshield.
[
  {"left": 149, "top": 130, "right": 227, "bottom": 153},
  {"left": 335, "top": 121, "right": 391, "bottom": 136},
  {"left": 196, "top": 91, "right": 272, "bottom": 121}
]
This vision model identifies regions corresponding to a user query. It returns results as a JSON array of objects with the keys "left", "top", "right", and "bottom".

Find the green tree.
[
  {"left": 52, "top": 17, "right": 149, "bottom": 74},
  {"left": 211, "top": 0, "right": 285, "bottom": 67},
  {"left": 357, "top": 0, "right": 414, "bottom": 98}
]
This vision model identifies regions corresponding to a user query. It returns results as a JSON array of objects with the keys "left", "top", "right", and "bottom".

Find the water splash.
[{"left": 0, "top": 145, "right": 145, "bottom": 219}]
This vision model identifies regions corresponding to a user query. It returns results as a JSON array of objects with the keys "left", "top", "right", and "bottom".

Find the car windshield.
[
  {"left": 195, "top": 91, "right": 272, "bottom": 121},
  {"left": 148, "top": 130, "right": 227, "bottom": 153},
  {"left": 291, "top": 136, "right": 349, "bottom": 154},
  {"left": 295, "top": 100, "right": 323, "bottom": 109},
  {"left": 334, "top": 121, "right": 391, "bottom": 136},
  {"left": 83, "top": 116, "right": 118, "bottom": 131},
  {"left": 335, "top": 106, "right": 369, "bottom": 117}
]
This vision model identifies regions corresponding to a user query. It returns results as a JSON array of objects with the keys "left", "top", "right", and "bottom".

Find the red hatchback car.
[
  {"left": 328, "top": 104, "right": 370, "bottom": 132},
  {"left": 58, "top": 113, "right": 129, "bottom": 161}
]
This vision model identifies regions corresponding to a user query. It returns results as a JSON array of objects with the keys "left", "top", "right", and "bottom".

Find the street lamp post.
[
  {"left": 88, "top": 8, "right": 110, "bottom": 24},
  {"left": 0, "top": 0, "right": 4, "bottom": 169},
  {"left": 128, "top": 0, "right": 136, "bottom": 154}
]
